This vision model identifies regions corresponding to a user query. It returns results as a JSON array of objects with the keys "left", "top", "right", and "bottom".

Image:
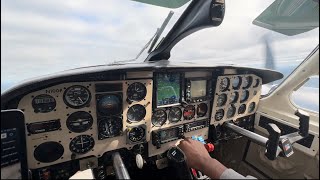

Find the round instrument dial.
[
  {"left": 97, "top": 94, "right": 122, "bottom": 116},
  {"left": 128, "top": 126, "right": 145, "bottom": 143},
  {"left": 217, "top": 93, "right": 227, "bottom": 107},
  {"left": 127, "top": 82, "right": 147, "bottom": 102},
  {"left": 183, "top": 105, "right": 195, "bottom": 120},
  {"left": 248, "top": 102, "right": 256, "bottom": 113},
  {"left": 69, "top": 135, "right": 95, "bottom": 154},
  {"left": 98, "top": 117, "right": 123, "bottom": 139},
  {"left": 215, "top": 109, "right": 224, "bottom": 121},
  {"left": 240, "top": 90, "right": 249, "bottom": 103},
  {"left": 32, "top": 94, "right": 56, "bottom": 113},
  {"left": 197, "top": 103, "right": 208, "bottom": 117},
  {"left": 127, "top": 104, "right": 146, "bottom": 122},
  {"left": 229, "top": 92, "right": 239, "bottom": 104},
  {"left": 34, "top": 142, "right": 64, "bottom": 163},
  {"left": 227, "top": 104, "right": 236, "bottom": 118},
  {"left": 152, "top": 109, "right": 167, "bottom": 127},
  {"left": 64, "top": 85, "right": 91, "bottom": 108},
  {"left": 66, "top": 111, "right": 93, "bottom": 133},
  {"left": 168, "top": 107, "right": 182, "bottom": 123},
  {"left": 242, "top": 76, "right": 253, "bottom": 89},
  {"left": 219, "top": 77, "right": 230, "bottom": 92},
  {"left": 232, "top": 76, "right": 242, "bottom": 89},
  {"left": 238, "top": 104, "right": 246, "bottom": 114}
]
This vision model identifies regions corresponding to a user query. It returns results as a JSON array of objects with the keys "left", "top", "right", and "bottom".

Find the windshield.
[{"left": 1, "top": 0, "right": 319, "bottom": 93}]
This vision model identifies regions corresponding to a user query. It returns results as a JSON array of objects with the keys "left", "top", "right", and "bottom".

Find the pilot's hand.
[{"left": 177, "top": 138, "right": 211, "bottom": 171}]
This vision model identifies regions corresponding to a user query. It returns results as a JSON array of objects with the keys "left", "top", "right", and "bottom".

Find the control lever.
[
  {"left": 265, "top": 124, "right": 281, "bottom": 160},
  {"left": 167, "top": 146, "right": 193, "bottom": 179},
  {"left": 175, "top": 136, "right": 214, "bottom": 179},
  {"left": 295, "top": 109, "right": 309, "bottom": 137},
  {"left": 112, "top": 152, "right": 131, "bottom": 179},
  {"left": 223, "top": 109, "right": 310, "bottom": 160}
]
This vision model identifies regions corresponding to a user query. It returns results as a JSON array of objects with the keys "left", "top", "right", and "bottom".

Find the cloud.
[
  {"left": 1, "top": 0, "right": 180, "bottom": 86},
  {"left": 1, "top": 0, "right": 319, "bottom": 92}
]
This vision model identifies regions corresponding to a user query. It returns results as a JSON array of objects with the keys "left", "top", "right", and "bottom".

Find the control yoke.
[{"left": 223, "top": 109, "right": 310, "bottom": 160}]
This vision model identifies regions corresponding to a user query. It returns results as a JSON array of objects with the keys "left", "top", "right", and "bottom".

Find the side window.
[{"left": 290, "top": 75, "right": 319, "bottom": 113}]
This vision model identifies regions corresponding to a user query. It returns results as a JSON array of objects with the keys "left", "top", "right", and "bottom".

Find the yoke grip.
[
  {"left": 295, "top": 109, "right": 309, "bottom": 137},
  {"left": 265, "top": 123, "right": 281, "bottom": 160}
]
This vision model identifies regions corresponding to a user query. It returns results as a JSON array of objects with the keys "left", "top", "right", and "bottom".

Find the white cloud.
[{"left": 1, "top": 0, "right": 319, "bottom": 92}]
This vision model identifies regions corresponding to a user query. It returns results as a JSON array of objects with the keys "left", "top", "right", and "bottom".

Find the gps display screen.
[
  {"left": 190, "top": 80, "right": 207, "bottom": 98},
  {"left": 156, "top": 73, "right": 181, "bottom": 107}
]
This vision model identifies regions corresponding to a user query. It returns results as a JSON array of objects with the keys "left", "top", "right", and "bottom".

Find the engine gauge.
[
  {"left": 127, "top": 104, "right": 146, "bottom": 122},
  {"left": 242, "top": 76, "right": 253, "bottom": 89},
  {"left": 128, "top": 126, "right": 145, "bottom": 143},
  {"left": 215, "top": 109, "right": 224, "bottom": 121},
  {"left": 98, "top": 117, "right": 123, "bottom": 139},
  {"left": 197, "top": 103, "right": 208, "bottom": 117},
  {"left": 217, "top": 93, "right": 227, "bottom": 107},
  {"left": 238, "top": 104, "right": 246, "bottom": 114},
  {"left": 219, "top": 77, "right": 229, "bottom": 92},
  {"left": 152, "top": 109, "right": 167, "bottom": 127},
  {"left": 248, "top": 102, "right": 256, "bottom": 113},
  {"left": 168, "top": 107, "right": 182, "bottom": 123},
  {"left": 64, "top": 85, "right": 91, "bottom": 108},
  {"left": 127, "top": 82, "right": 147, "bottom": 102},
  {"left": 32, "top": 94, "right": 56, "bottom": 113},
  {"left": 66, "top": 111, "right": 93, "bottom": 133},
  {"left": 240, "top": 90, "right": 249, "bottom": 103},
  {"left": 183, "top": 105, "right": 195, "bottom": 120},
  {"left": 229, "top": 92, "right": 239, "bottom": 104},
  {"left": 69, "top": 135, "right": 94, "bottom": 154},
  {"left": 232, "top": 76, "right": 242, "bottom": 89},
  {"left": 227, "top": 104, "right": 236, "bottom": 118}
]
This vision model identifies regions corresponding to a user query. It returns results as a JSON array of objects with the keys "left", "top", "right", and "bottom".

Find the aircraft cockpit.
[{"left": 1, "top": 0, "right": 319, "bottom": 179}]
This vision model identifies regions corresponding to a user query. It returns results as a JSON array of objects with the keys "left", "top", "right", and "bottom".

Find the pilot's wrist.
[
  {"left": 198, "top": 157, "right": 215, "bottom": 173},
  {"left": 201, "top": 158, "right": 227, "bottom": 179}
]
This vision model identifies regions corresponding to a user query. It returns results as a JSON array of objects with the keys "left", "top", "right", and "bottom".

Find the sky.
[{"left": 1, "top": 0, "right": 319, "bottom": 92}]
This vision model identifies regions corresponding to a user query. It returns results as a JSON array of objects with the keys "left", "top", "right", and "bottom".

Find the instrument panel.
[
  {"left": 16, "top": 71, "right": 263, "bottom": 169},
  {"left": 211, "top": 74, "right": 262, "bottom": 125},
  {"left": 18, "top": 79, "right": 153, "bottom": 169}
]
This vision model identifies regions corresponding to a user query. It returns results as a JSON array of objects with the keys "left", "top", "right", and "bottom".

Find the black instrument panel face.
[
  {"left": 32, "top": 94, "right": 56, "bottom": 113},
  {"left": 15, "top": 70, "right": 263, "bottom": 170},
  {"left": 127, "top": 82, "right": 147, "bottom": 102},
  {"left": 63, "top": 85, "right": 91, "bottom": 108}
]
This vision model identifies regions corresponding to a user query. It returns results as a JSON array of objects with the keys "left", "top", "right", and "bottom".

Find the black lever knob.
[
  {"left": 265, "top": 123, "right": 281, "bottom": 160},
  {"left": 167, "top": 147, "right": 193, "bottom": 179},
  {"left": 295, "top": 109, "right": 309, "bottom": 137}
]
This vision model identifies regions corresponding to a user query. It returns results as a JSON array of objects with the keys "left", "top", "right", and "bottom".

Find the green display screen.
[{"left": 156, "top": 73, "right": 181, "bottom": 107}]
